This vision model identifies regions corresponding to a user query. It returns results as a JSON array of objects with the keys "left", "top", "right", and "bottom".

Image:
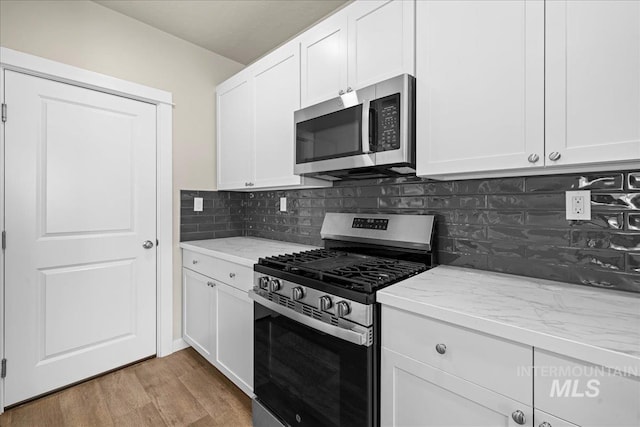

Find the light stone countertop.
[
  {"left": 378, "top": 265, "right": 640, "bottom": 374},
  {"left": 179, "top": 237, "right": 318, "bottom": 268}
]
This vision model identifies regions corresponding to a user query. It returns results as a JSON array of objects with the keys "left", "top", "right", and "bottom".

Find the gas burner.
[{"left": 258, "top": 248, "right": 427, "bottom": 293}]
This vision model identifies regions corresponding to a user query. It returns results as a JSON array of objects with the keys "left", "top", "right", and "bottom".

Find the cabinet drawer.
[
  {"left": 382, "top": 306, "right": 532, "bottom": 405},
  {"left": 182, "top": 250, "right": 252, "bottom": 292},
  {"left": 534, "top": 349, "right": 640, "bottom": 427}
]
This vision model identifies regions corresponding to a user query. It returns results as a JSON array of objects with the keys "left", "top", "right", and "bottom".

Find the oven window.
[
  {"left": 254, "top": 303, "right": 373, "bottom": 427},
  {"left": 296, "top": 104, "right": 363, "bottom": 163}
]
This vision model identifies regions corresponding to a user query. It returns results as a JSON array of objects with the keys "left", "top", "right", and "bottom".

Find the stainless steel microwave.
[{"left": 294, "top": 74, "right": 416, "bottom": 180}]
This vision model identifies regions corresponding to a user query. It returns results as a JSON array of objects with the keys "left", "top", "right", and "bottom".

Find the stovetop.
[{"left": 257, "top": 248, "right": 428, "bottom": 294}]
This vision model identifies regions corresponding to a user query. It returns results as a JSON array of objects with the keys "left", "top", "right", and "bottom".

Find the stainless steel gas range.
[{"left": 249, "top": 213, "right": 435, "bottom": 427}]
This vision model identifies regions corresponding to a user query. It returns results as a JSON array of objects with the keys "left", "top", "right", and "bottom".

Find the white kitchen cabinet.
[
  {"left": 416, "top": 0, "right": 639, "bottom": 180},
  {"left": 183, "top": 268, "right": 215, "bottom": 361},
  {"left": 299, "top": 9, "right": 348, "bottom": 107},
  {"left": 182, "top": 249, "right": 253, "bottom": 395},
  {"left": 215, "top": 282, "right": 253, "bottom": 394},
  {"left": 545, "top": 0, "right": 640, "bottom": 167},
  {"left": 216, "top": 41, "right": 330, "bottom": 191},
  {"left": 534, "top": 409, "right": 580, "bottom": 427},
  {"left": 533, "top": 350, "right": 640, "bottom": 427},
  {"left": 300, "top": 0, "right": 415, "bottom": 107},
  {"left": 216, "top": 69, "right": 253, "bottom": 190},
  {"left": 381, "top": 347, "right": 533, "bottom": 427},
  {"left": 416, "top": 0, "right": 545, "bottom": 178}
]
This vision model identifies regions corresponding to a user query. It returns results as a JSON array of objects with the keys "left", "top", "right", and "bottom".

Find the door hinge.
[
  {"left": 1, "top": 230, "right": 5, "bottom": 250},
  {"left": 1, "top": 359, "right": 6, "bottom": 378},
  {"left": 1, "top": 103, "right": 6, "bottom": 123}
]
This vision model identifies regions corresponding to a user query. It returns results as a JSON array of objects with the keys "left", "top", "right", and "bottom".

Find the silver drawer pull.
[
  {"left": 192, "top": 259, "right": 199, "bottom": 264},
  {"left": 207, "top": 281, "right": 215, "bottom": 287},
  {"left": 539, "top": 422, "right": 552, "bottom": 427},
  {"left": 435, "top": 343, "right": 447, "bottom": 354},
  {"left": 512, "top": 410, "right": 526, "bottom": 425},
  {"left": 548, "top": 151, "right": 561, "bottom": 161},
  {"left": 229, "top": 272, "right": 236, "bottom": 278},
  {"left": 527, "top": 153, "right": 539, "bottom": 163}
]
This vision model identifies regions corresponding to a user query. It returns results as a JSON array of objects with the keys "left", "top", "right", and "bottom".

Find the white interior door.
[{"left": 3, "top": 70, "right": 157, "bottom": 406}]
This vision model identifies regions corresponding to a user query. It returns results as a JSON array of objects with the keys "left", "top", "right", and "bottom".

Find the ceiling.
[{"left": 94, "top": 0, "right": 348, "bottom": 65}]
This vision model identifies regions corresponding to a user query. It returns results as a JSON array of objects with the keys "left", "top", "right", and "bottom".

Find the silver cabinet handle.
[
  {"left": 527, "top": 153, "right": 539, "bottom": 163},
  {"left": 548, "top": 151, "right": 561, "bottom": 161},
  {"left": 539, "top": 422, "right": 552, "bottom": 427},
  {"left": 346, "top": 87, "right": 353, "bottom": 93},
  {"left": 207, "top": 281, "right": 215, "bottom": 287},
  {"left": 192, "top": 259, "right": 199, "bottom": 264},
  {"left": 339, "top": 89, "right": 345, "bottom": 96},
  {"left": 142, "top": 240, "right": 154, "bottom": 249},
  {"left": 435, "top": 343, "right": 447, "bottom": 354},
  {"left": 511, "top": 410, "right": 526, "bottom": 425},
  {"left": 229, "top": 272, "right": 236, "bottom": 278}
]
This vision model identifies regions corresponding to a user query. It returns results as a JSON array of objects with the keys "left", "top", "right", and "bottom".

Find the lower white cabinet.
[
  {"left": 381, "top": 347, "right": 533, "bottom": 427},
  {"left": 183, "top": 268, "right": 215, "bottom": 360},
  {"left": 534, "top": 409, "right": 579, "bottom": 427},
  {"left": 182, "top": 250, "right": 253, "bottom": 396},
  {"left": 215, "top": 282, "right": 253, "bottom": 393}
]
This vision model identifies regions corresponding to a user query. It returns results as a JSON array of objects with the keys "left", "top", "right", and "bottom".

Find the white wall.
[{"left": 0, "top": 0, "right": 244, "bottom": 340}]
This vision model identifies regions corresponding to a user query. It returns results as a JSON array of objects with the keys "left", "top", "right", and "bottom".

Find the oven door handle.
[{"left": 249, "top": 290, "right": 372, "bottom": 347}]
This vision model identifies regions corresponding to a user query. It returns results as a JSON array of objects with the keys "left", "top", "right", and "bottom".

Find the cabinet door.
[
  {"left": 381, "top": 348, "right": 533, "bottom": 427},
  {"left": 215, "top": 283, "right": 253, "bottom": 395},
  {"left": 253, "top": 42, "right": 303, "bottom": 188},
  {"left": 183, "top": 268, "right": 215, "bottom": 362},
  {"left": 416, "top": 0, "right": 544, "bottom": 177},
  {"left": 216, "top": 70, "right": 254, "bottom": 190},
  {"left": 545, "top": 0, "right": 640, "bottom": 166},
  {"left": 300, "top": 10, "right": 348, "bottom": 107},
  {"left": 347, "top": 0, "right": 415, "bottom": 89},
  {"left": 534, "top": 409, "right": 580, "bottom": 427}
]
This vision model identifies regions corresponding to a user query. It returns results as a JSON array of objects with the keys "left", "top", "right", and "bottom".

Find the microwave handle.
[{"left": 362, "top": 99, "right": 371, "bottom": 154}]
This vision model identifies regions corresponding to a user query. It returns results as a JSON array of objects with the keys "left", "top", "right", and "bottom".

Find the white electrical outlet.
[
  {"left": 194, "top": 197, "right": 203, "bottom": 212},
  {"left": 280, "top": 197, "right": 287, "bottom": 212},
  {"left": 565, "top": 190, "right": 591, "bottom": 220}
]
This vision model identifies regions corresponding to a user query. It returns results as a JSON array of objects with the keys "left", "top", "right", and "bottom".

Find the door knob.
[
  {"left": 142, "top": 240, "right": 154, "bottom": 249},
  {"left": 435, "top": 343, "right": 447, "bottom": 354}
]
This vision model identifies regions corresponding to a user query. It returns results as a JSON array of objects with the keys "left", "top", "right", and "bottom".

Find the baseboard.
[{"left": 172, "top": 338, "right": 190, "bottom": 353}]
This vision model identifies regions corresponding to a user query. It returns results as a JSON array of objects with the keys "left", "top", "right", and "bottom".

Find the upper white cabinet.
[
  {"left": 416, "top": 0, "right": 545, "bottom": 177},
  {"left": 217, "top": 69, "right": 253, "bottom": 190},
  {"left": 545, "top": 0, "right": 640, "bottom": 166},
  {"left": 300, "top": 0, "right": 415, "bottom": 107},
  {"left": 300, "top": 10, "right": 349, "bottom": 107},
  {"left": 416, "top": 0, "right": 639, "bottom": 179},
  {"left": 216, "top": 41, "right": 330, "bottom": 191}
]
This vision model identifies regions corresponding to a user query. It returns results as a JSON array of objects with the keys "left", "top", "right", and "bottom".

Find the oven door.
[{"left": 252, "top": 292, "right": 376, "bottom": 427}]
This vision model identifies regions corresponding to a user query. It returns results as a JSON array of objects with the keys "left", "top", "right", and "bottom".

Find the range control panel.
[{"left": 352, "top": 217, "right": 389, "bottom": 230}]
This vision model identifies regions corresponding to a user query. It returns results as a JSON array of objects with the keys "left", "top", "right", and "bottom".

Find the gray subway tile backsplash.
[{"left": 181, "top": 169, "right": 640, "bottom": 293}]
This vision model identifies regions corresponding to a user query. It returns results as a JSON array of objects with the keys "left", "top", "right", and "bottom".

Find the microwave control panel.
[{"left": 375, "top": 93, "right": 401, "bottom": 152}]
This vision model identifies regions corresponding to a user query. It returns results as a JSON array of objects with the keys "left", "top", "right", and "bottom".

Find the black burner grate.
[{"left": 258, "top": 249, "right": 427, "bottom": 293}]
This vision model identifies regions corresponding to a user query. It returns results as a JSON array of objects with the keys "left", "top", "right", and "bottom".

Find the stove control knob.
[
  {"left": 319, "top": 295, "right": 333, "bottom": 311},
  {"left": 336, "top": 301, "right": 351, "bottom": 318},
  {"left": 258, "top": 276, "right": 270, "bottom": 290},
  {"left": 269, "top": 279, "right": 282, "bottom": 292},
  {"left": 292, "top": 287, "right": 305, "bottom": 301}
]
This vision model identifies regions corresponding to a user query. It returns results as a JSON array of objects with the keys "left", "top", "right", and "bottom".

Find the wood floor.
[{"left": 0, "top": 348, "right": 252, "bottom": 427}]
